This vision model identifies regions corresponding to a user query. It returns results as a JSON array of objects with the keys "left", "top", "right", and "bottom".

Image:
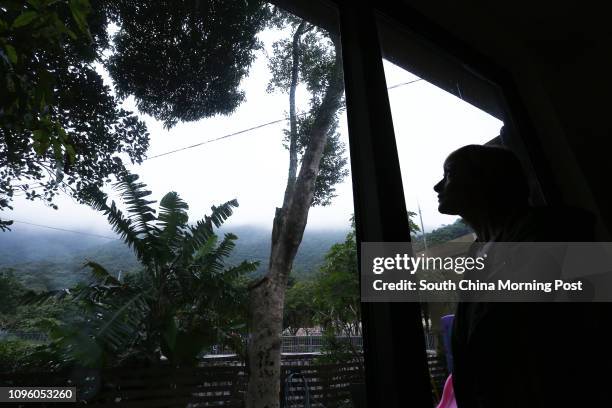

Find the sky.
[{"left": 5, "top": 26, "right": 502, "bottom": 237}]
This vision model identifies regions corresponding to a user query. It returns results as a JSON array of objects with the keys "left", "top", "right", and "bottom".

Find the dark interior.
[{"left": 272, "top": 1, "right": 612, "bottom": 406}]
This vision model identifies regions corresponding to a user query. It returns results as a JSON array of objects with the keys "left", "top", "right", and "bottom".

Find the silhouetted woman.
[{"left": 434, "top": 144, "right": 604, "bottom": 408}]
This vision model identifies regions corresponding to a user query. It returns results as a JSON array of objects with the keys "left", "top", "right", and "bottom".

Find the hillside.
[{"left": 0, "top": 225, "right": 348, "bottom": 291}]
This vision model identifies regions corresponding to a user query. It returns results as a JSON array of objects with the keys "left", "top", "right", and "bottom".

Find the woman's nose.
[{"left": 434, "top": 179, "right": 444, "bottom": 192}]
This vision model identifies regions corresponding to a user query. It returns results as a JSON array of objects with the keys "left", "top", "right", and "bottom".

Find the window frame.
[{"left": 270, "top": 1, "right": 563, "bottom": 407}]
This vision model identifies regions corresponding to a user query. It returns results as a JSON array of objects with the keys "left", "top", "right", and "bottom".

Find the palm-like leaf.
[
  {"left": 114, "top": 173, "right": 157, "bottom": 237},
  {"left": 93, "top": 291, "right": 150, "bottom": 351},
  {"left": 157, "top": 192, "right": 189, "bottom": 259},
  {"left": 179, "top": 199, "right": 239, "bottom": 263},
  {"left": 81, "top": 185, "right": 149, "bottom": 264},
  {"left": 85, "top": 261, "right": 120, "bottom": 286},
  {"left": 223, "top": 260, "right": 260, "bottom": 281},
  {"left": 194, "top": 233, "right": 239, "bottom": 278},
  {"left": 36, "top": 173, "right": 254, "bottom": 368}
]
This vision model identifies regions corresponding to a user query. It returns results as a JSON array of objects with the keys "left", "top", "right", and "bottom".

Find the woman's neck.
[{"left": 462, "top": 206, "right": 528, "bottom": 242}]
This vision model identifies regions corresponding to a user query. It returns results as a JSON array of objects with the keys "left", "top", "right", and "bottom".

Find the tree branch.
[{"left": 282, "top": 20, "right": 307, "bottom": 210}]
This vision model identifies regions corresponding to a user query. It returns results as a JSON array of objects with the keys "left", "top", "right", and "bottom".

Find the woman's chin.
[{"left": 438, "top": 203, "right": 458, "bottom": 215}]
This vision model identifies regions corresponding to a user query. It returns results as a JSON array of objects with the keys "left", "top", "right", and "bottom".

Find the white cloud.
[{"left": 5, "top": 30, "right": 501, "bottom": 236}]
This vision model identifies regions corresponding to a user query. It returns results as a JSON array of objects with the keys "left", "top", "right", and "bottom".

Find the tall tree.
[
  {"left": 0, "top": 0, "right": 149, "bottom": 229},
  {"left": 246, "top": 12, "right": 347, "bottom": 407},
  {"left": 1, "top": 0, "right": 270, "bottom": 229},
  {"left": 99, "top": 3, "right": 347, "bottom": 405},
  {"left": 106, "top": 0, "right": 271, "bottom": 128}
]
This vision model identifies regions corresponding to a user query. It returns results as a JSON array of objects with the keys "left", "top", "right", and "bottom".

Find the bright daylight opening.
[
  {"left": 1, "top": 1, "right": 500, "bottom": 406},
  {"left": 383, "top": 59, "right": 503, "bottom": 402}
]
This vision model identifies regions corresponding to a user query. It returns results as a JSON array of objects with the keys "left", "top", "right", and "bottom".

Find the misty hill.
[{"left": 0, "top": 225, "right": 348, "bottom": 291}]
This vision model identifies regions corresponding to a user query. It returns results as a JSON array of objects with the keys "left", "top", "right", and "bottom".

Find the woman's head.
[{"left": 433, "top": 144, "right": 530, "bottom": 216}]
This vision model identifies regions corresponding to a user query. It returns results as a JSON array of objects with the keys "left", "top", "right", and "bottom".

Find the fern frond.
[
  {"left": 81, "top": 185, "right": 148, "bottom": 262},
  {"left": 195, "top": 233, "right": 237, "bottom": 276},
  {"left": 157, "top": 191, "right": 189, "bottom": 252},
  {"left": 84, "top": 261, "right": 120, "bottom": 285},
  {"left": 193, "top": 234, "right": 219, "bottom": 261},
  {"left": 224, "top": 260, "right": 260, "bottom": 279},
  {"left": 114, "top": 173, "right": 158, "bottom": 238},
  {"left": 180, "top": 200, "right": 239, "bottom": 261},
  {"left": 94, "top": 291, "right": 149, "bottom": 349},
  {"left": 206, "top": 199, "right": 239, "bottom": 228},
  {"left": 215, "top": 233, "right": 238, "bottom": 259}
]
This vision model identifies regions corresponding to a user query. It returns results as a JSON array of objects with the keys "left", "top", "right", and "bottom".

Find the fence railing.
[
  {"left": 0, "top": 353, "right": 366, "bottom": 407},
  {"left": 0, "top": 331, "right": 437, "bottom": 353},
  {"left": 205, "top": 332, "right": 439, "bottom": 356},
  {"left": 0, "top": 329, "right": 48, "bottom": 343},
  {"left": 204, "top": 335, "right": 364, "bottom": 355},
  {"left": 0, "top": 352, "right": 447, "bottom": 407}
]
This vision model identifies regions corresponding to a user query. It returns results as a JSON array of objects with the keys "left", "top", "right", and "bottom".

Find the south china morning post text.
[{"left": 360, "top": 242, "right": 612, "bottom": 302}]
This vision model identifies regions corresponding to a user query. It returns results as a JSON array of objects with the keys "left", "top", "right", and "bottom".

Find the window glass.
[
  {"left": 0, "top": 2, "right": 362, "bottom": 406},
  {"left": 383, "top": 58, "right": 503, "bottom": 401}
]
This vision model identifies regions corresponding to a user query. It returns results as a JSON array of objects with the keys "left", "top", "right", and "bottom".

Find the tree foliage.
[
  {"left": 267, "top": 10, "right": 348, "bottom": 206},
  {"left": 106, "top": 0, "right": 271, "bottom": 128},
  {"left": 312, "top": 218, "right": 360, "bottom": 336},
  {"left": 0, "top": 0, "right": 149, "bottom": 230},
  {"left": 283, "top": 278, "right": 316, "bottom": 335},
  {"left": 0, "top": 269, "right": 28, "bottom": 316},
  {"left": 412, "top": 218, "right": 472, "bottom": 251},
  {"left": 2, "top": 0, "right": 271, "bottom": 229},
  {"left": 23, "top": 173, "right": 257, "bottom": 368},
  {"left": 285, "top": 212, "right": 421, "bottom": 336}
]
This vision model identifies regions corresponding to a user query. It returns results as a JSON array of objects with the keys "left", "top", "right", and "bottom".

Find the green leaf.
[
  {"left": 69, "top": 0, "right": 90, "bottom": 34},
  {"left": 84, "top": 261, "right": 119, "bottom": 285},
  {"left": 35, "top": 69, "right": 55, "bottom": 108},
  {"left": 12, "top": 11, "right": 38, "bottom": 28},
  {"left": 27, "top": 0, "right": 43, "bottom": 10},
  {"left": 32, "top": 129, "right": 50, "bottom": 155},
  {"left": 65, "top": 144, "right": 76, "bottom": 164},
  {"left": 4, "top": 44, "right": 17, "bottom": 64}
]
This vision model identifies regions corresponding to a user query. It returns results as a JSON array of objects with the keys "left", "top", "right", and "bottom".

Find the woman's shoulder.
[{"left": 504, "top": 206, "right": 595, "bottom": 242}]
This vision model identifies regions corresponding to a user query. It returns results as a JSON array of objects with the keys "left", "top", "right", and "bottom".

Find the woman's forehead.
[
  {"left": 443, "top": 153, "right": 460, "bottom": 169},
  {"left": 444, "top": 151, "right": 470, "bottom": 172}
]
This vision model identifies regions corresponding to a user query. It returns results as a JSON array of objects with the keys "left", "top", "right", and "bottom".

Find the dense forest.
[
  {"left": 0, "top": 220, "right": 471, "bottom": 291},
  {"left": 0, "top": 226, "right": 348, "bottom": 291}
]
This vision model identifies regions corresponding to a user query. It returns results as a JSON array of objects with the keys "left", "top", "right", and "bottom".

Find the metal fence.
[
  {"left": 205, "top": 335, "right": 364, "bottom": 356},
  {"left": 0, "top": 329, "right": 48, "bottom": 342},
  {"left": 0, "top": 331, "right": 437, "bottom": 353},
  {"left": 281, "top": 335, "right": 363, "bottom": 354}
]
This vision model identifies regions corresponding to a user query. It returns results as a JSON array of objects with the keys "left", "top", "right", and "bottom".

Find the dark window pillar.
[{"left": 339, "top": 3, "right": 433, "bottom": 407}]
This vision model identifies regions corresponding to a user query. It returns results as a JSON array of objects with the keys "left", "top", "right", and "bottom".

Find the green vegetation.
[
  {"left": 0, "top": 227, "right": 347, "bottom": 291},
  {"left": 412, "top": 218, "right": 473, "bottom": 251},
  {"left": 107, "top": 0, "right": 270, "bottom": 128},
  {"left": 311, "top": 219, "right": 360, "bottom": 337},
  {"left": 1, "top": 0, "right": 271, "bottom": 228},
  {"left": 1, "top": 0, "right": 149, "bottom": 229},
  {"left": 18, "top": 173, "right": 257, "bottom": 369},
  {"left": 282, "top": 218, "right": 360, "bottom": 357}
]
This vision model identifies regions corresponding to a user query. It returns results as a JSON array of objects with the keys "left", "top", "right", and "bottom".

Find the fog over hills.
[{"left": 0, "top": 225, "right": 348, "bottom": 291}]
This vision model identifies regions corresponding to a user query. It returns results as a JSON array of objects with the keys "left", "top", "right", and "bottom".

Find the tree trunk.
[{"left": 246, "top": 33, "right": 344, "bottom": 408}]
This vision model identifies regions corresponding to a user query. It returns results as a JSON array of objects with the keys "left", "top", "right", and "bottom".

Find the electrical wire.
[
  {"left": 144, "top": 78, "right": 423, "bottom": 161},
  {"left": 10, "top": 220, "right": 118, "bottom": 240}
]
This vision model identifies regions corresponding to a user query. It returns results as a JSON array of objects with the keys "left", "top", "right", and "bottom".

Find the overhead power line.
[
  {"left": 4, "top": 80, "right": 424, "bottom": 242},
  {"left": 144, "top": 78, "right": 423, "bottom": 161},
  {"left": 145, "top": 118, "right": 287, "bottom": 160},
  {"left": 11, "top": 220, "right": 118, "bottom": 240},
  {"left": 387, "top": 78, "right": 423, "bottom": 90}
]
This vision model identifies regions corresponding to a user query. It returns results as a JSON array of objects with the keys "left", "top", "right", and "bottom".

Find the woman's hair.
[{"left": 450, "top": 144, "right": 530, "bottom": 208}]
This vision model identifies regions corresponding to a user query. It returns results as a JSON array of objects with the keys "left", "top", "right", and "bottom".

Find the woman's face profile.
[{"left": 433, "top": 152, "right": 481, "bottom": 216}]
